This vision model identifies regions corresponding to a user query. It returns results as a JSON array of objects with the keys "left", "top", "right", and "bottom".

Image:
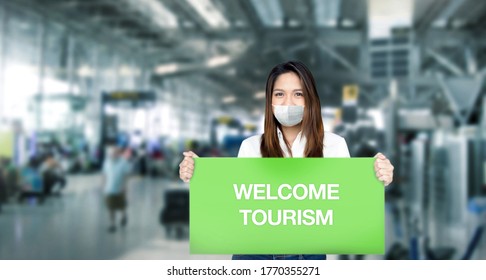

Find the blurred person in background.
[
  {"left": 18, "top": 156, "right": 45, "bottom": 204},
  {"left": 0, "top": 157, "right": 7, "bottom": 213},
  {"left": 136, "top": 142, "right": 148, "bottom": 176},
  {"left": 102, "top": 146, "right": 133, "bottom": 233},
  {"left": 179, "top": 60, "right": 394, "bottom": 260},
  {"left": 1, "top": 157, "right": 17, "bottom": 210},
  {"left": 1, "top": 158, "right": 20, "bottom": 200},
  {"left": 40, "top": 153, "right": 67, "bottom": 196},
  {"left": 149, "top": 144, "right": 165, "bottom": 177}
]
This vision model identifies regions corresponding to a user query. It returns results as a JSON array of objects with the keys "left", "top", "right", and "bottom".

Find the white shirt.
[{"left": 237, "top": 129, "right": 350, "bottom": 158}]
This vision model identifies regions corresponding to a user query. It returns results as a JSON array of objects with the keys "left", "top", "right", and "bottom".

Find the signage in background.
[{"left": 342, "top": 84, "right": 359, "bottom": 123}]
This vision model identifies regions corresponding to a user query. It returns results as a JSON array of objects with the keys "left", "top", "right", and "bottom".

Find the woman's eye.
[
  {"left": 295, "top": 92, "right": 303, "bottom": 97},
  {"left": 274, "top": 92, "right": 284, "bottom": 97}
]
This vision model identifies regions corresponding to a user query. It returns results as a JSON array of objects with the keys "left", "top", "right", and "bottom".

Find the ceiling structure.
[{"left": 4, "top": 0, "right": 486, "bottom": 112}]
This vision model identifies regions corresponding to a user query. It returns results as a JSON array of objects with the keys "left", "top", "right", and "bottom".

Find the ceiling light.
[
  {"left": 222, "top": 96, "right": 236, "bottom": 104},
  {"left": 432, "top": 19, "right": 447, "bottom": 28},
  {"left": 154, "top": 63, "right": 179, "bottom": 75},
  {"left": 153, "top": 55, "right": 233, "bottom": 76},
  {"left": 206, "top": 55, "right": 231, "bottom": 68},
  {"left": 252, "top": 108, "right": 262, "bottom": 116},
  {"left": 254, "top": 91, "right": 266, "bottom": 99},
  {"left": 78, "top": 65, "right": 94, "bottom": 77},
  {"left": 341, "top": 18, "right": 355, "bottom": 28},
  {"left": 119, "top": 65, "right": 141, "bottom": 76}
]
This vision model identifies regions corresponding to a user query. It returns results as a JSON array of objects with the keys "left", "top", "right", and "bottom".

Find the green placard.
[
  {"left": 0, "top": 130, "right": 14, "bottom": 158},
  {"left": 190, "top": 158, "right": 384, "bottom": 255}
]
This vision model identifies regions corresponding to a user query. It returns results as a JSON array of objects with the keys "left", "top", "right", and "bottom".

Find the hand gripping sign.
[{"left": 190, "top": 158, "right": 384, "bottom": 255}]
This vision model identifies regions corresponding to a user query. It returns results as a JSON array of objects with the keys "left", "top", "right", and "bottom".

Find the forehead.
[{"left": 273, "top": 72, "right": 302, "bottom": 89}]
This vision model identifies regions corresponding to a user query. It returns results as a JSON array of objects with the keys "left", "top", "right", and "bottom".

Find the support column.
[
  {"left": 66, "top": 34, "right": 75, "bottom": 94},
  {"left": 36, "top": 17, "right": 47, "bottom": 130},
  {"left": 0, "top": 5, "right": 7, "bottom": 122},
  {"left": 84, "top": 42, "right": 101, "bottom": 147}
]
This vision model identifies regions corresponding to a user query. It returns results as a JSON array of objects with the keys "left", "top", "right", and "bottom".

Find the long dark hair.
[{"left": 260, "top": 61, "right": 324, "bottom": 157}]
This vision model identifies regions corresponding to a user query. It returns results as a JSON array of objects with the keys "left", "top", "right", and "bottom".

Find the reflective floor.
[
  {"left": 0, "top": 174, "right": 229, "bottom": 260},
  {"left": 1, "top": 173, "right": 485, "bottom": 260}
]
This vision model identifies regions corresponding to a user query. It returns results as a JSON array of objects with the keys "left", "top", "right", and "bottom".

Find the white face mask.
[{"left": 272, "top": 105, "right": 304, "bottom": 127}]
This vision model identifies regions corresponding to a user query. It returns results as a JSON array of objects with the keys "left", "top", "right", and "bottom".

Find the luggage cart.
[{"left": 159, "top": 185, "right": 190, "bottom": 240}]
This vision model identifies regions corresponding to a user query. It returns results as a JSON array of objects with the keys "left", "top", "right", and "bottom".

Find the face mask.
[{"left": 272, "top": 105, "right": 304, "bottom": 127}]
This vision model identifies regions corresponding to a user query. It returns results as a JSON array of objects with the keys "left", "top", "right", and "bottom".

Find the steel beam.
[
  {"left": 318, "top": 41, "right": 356, "bottom": 72},
  {"left": 464, "top": 47, "right": 477, "bottom": 74},
  {"left": 427, "top": 48, "right": 463, "bottom": 76},
  {"left": 436, "top": 73, "right": 484, "bottom": 125}
]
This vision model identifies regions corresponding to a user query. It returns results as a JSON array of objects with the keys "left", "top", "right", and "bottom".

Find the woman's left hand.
[{"left": 374, "top": 153, "right": 394, "bottom": 187}]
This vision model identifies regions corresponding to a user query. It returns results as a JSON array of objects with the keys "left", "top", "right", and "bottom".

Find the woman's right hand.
[{"left": 179, "top": 151, "right": 198, "bottom": 183}]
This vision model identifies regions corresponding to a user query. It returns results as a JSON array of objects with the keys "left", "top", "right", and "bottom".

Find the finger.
[
  {"left": 378, "top": 175, "right": 386, "bottom": 183},
  {"left": 377, "top": 167, "right": 394, "bottom": 175},
  {"left": 379, "top": 175, "right": 391, "bottom": 184},
  {"left": 180, "top": 171, "right": 192, "bottom": 182},
  {"left": 183, "top": 157, "right": 195, "bottom": 164},
  {"left": 377, "top": 162, "right": 394, "bottom": 170},
  {"left": 181, "top": 165, "right": 194, "bottom": 174},
  {"left": 374, "top": 158, "right": 389, "bottom": 166},
  {"left": 375, "top": 159, "right": 393, "bottom": 167},
  {"left": 382, "top": 176, "right": 392, "bottom": 185},
  {"left": 379, "top": 176, "right": 389, "bottom": 186},
  {"left": 374, "top": 160, "right": 380, "bottom": 171},
  {"left": 379, "top": 170, "right": 393, "bottom": 178},
  {"left": 181, "top": 159, "right": 194, "bottom": 168},
  {"left": 179, "top": 158, "right": 195, "bottom": 169},
  {"left": 374, "top": 153, "right": 387, "bottom": 160},
  {"left": 376, "top": 173, "right": 391, "bottom": 185},
  {"left": 182, "top": 151, "right": 192, "bottom": 157},
  {"left": 179, "top": 166, "right": 194, "bottom": 177},
  {"left": 374, "top": 160, "right": 387, "bottom": 171},
  {"left": 183, "top": 166, "right": 194, "bottom": 174},
  {"left": 183, "top": 151, "right": 199, "bottom": 158}
]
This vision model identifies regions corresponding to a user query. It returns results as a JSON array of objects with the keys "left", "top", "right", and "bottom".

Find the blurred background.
[{"left": 1, "top": 0, "right": 486, "bottom": 260}]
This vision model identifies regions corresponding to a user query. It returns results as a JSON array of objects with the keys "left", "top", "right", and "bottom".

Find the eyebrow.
[{"left": 272, "top": 88, "right": 303, "bottom": 92}]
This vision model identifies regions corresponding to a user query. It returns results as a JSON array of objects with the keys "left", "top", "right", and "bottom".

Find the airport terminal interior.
[{"left": 1, "top": 0, "right": 486, "bottom": 260}]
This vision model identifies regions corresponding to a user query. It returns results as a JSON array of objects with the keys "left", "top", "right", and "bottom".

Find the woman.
[{"left": 179, "top": 61, "right": 394, "bottom": 260}]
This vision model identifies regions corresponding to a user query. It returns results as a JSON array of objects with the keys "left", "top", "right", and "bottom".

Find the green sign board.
[
  {"left": 0, "top": 130, "right": 14, "bottom": 158},
  {"left": 190, "top": 158, "right": 384, "bottom": 255}
]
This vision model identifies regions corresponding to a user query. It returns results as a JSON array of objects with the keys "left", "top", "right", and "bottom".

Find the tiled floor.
[{"left": 0, "top": 174, "right": 228, "bottom": 260}]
